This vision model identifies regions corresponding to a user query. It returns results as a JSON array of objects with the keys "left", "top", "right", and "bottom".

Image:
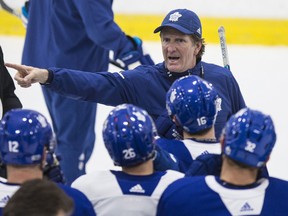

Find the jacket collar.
[{"left": 161, "top": 59, "right": 204, "bottom": 81}]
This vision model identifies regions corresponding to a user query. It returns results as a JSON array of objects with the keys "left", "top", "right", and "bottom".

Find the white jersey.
[
  {"left": 0, "top": 181, "right": 20, "bottom": 209},
  {"left": 157, "top": 176, "right": 288, "bottom": 216},
  {"left": 181, "top": 139, "right": 221, "bottom": 160},
  {"left": 157, "top": 137, "right": 221, "bottom": 172},
  {"left": 72, "top": 170, "right": 184, "bottom": 216}
]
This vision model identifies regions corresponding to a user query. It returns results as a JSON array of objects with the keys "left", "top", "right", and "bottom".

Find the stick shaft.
[
  {"left": 218, "top": 26, "right": 230, "bottom": 70},
  {"left": 0, "top": 0, "right": 21, "bottom": 17},
  {"left": 109, "top": 59, "right": 125, "bottom": 70}
]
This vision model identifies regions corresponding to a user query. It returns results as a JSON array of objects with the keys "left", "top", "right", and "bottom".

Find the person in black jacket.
[
  {"left": 0, "top": 46, "right": 22, "bottom": 178},
  {"left": 0, "top": 46, "right": 22, "bottom": 118}
]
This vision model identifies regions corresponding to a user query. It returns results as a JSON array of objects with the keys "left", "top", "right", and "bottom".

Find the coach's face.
[{"left": 161, "top": 27, "right": 201, "bottom": 73}]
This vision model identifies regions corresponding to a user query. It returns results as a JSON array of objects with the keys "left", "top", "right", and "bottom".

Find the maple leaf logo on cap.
[{"left": 169, "top": 12, "right": 182, "bottom": 22}]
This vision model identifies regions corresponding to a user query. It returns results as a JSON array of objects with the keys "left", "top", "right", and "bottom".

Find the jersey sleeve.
[
  {"left": 46, "top": 67, "right": 139, "bottom": 106},
  {"left": 59, "top": 184, "right": 96, "bottom": 216},
  {"left": 72, "top": 0, "right": 132, "bottom": 57}
]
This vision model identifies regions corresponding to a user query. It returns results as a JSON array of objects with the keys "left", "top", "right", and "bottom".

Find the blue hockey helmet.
[
  {"left": 222, "top": 108, "right": 276, "bottom": 168},
  {"left": 0, "top": 109, "right": 54, "bottom": 165},
  {"left": 166, "top": 75, "right": 220, "bottom": 133},
  {"left": 102, "top": 104, "right": 156, "bottom": 167}
]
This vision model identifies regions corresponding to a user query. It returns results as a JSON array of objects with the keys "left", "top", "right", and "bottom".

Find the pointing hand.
[{"left": 5, "top": 63, "right": 49, "bottom": 87}]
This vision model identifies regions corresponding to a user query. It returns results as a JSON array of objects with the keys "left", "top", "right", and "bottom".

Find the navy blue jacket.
[
  {"left": 22, "top": 0, "right": 132, "bottom": 72},
  {"left": 46, "top": 61, "right": 245, "bottom": 139}
]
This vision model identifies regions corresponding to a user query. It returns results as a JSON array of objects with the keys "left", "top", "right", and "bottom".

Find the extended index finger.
[
  {"left": 5, "top": 63, "right": 33, "bottom": 77},
  {"left": 5, "top": 63, "right": 28, "bottom": 71}
]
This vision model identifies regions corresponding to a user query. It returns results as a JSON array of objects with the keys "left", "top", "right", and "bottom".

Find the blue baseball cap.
[{"left": 154, "top": 9, "right": 202, "bottom": 38}]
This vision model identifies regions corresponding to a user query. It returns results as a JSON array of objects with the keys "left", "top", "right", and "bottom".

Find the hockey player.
[
  {"left": 156, "top": 108, "right": 288, "bottom": 215},
  {"left": 3, "top": 179, "right": 74, "bottom": 216},
  {"left": 72, "top": 104, "right": 184, "bottom": 215},
  {"left": 155, "top": 75, "right": 221, "bottom": 172},
  {"left": 0, "top": 109, "right": 96, "bottom": 216},
  {"left": 20, "top": 0, "right": 154, "bottom": 185},
  {"left": 0, "top": 46, "right": 22, "bottom": 118},
  {"left": 7, "top": 8, "right": 245, "bottom": 142}
]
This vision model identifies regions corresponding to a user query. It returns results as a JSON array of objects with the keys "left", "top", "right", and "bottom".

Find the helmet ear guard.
[
  {"left": 102, "top": 104, "right": 156, "bottom": 167},
  {"left": 222, "top": 108, "right": 276, "bottom": 168},
  {"left": 0, "top": 109, "right": 54, "bottom": 165}
]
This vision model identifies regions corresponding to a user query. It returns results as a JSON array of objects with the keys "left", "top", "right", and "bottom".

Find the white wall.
[
  {"left": 113, "top": 0, "right": 288, "bottom": 19},
  {"left": 5, "top": 0, "right": 288, "bottom": 19}
]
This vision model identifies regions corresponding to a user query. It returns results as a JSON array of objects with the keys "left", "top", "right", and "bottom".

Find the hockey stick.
[
  {"left": 109, "top": 59, "right": 125, "bottom": 70},
  {"left": 218, "top": 26, "right": 230, "bottom": 70},
  {"left": 1, "top": 1, "right": 125, "bottom": 71},
  {"left": 0, "top": 0, "right": 21, "bottom": 18}
]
